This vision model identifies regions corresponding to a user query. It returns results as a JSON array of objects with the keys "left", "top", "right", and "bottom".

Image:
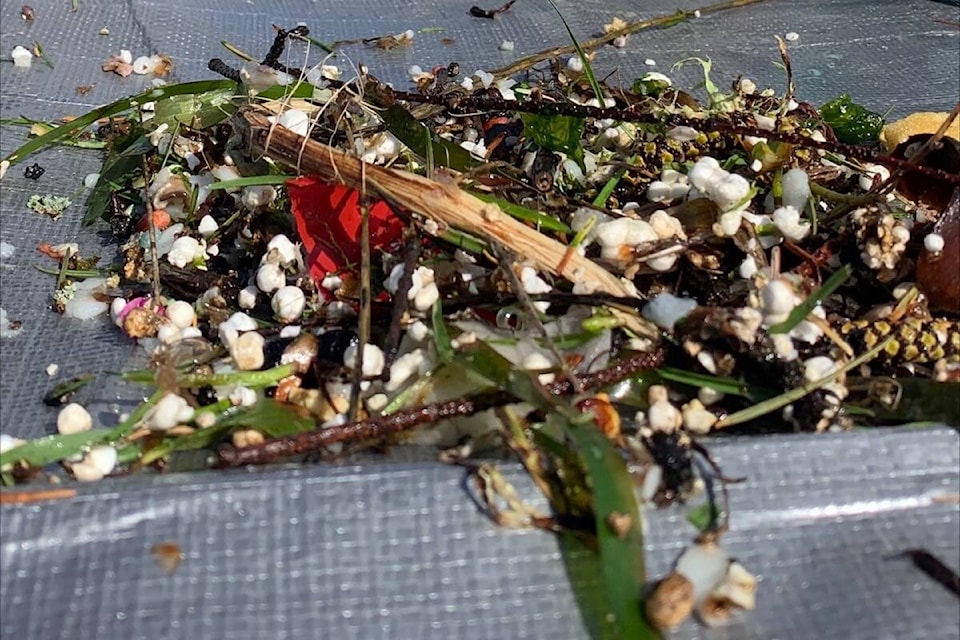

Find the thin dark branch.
[
  {"left": 217, "top": 347, "right": 665, "bottom": 466},
  {"left": 381, "top": 228, "right": 420, "bottom": 382},
  {"left": 371, "top": 87, "right": 960, "bottom": 185}
]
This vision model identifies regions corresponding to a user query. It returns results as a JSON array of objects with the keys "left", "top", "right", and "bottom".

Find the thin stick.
[
  {"left": 217, "top": 348, "right": 665, "bottom": 466},
  {"left": 141, "top": 158, "right": 163, "bottom": 307},
  {"left": 349, "top": 161, "right": 372, "bottom": 421},
  {"left": 488, "top": 0, "right": 767, "bottom": 80},
  {"left": 0, "top": 488, "right": 78, "bottom": 504},
  {"left": 381, "top": 229, "right": 420, "bottom": 382}
]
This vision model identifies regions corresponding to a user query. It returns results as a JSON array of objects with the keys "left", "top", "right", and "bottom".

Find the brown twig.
[
  {"left": 487, "top": 0, "right": 767, "bottom": 80},
  {"left": 217, "top": 347, "right": 665, "bottom": 466},
  {"left": 0, "top": 487, "right": 78, "bottom": 504},
  {"left": 381, "top": 228, "right": 421, "bottom": 382}
]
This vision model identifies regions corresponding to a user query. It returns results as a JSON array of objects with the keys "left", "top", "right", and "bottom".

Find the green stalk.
[
  {"left": 207, "top": 175, "right": 292, "bottom": 191},
  {"left": 715, "top": 336, "right": 892, "bottom": 428},
  {"left": 122, "top": 363, "right": 297, "bottom": 388},
  {"left": 0, "top": 389, "right": 164, "bottom": 469},
  {"left": 768, "top": 264, "right": 851, "bottom": 334}
]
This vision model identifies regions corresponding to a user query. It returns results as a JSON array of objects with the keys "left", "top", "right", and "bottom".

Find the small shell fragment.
[
  {"left": 57, "top": 403, "right": 93, "bottom": 435},
  {"left": 646, "top": 572, "right": 695, "bottom": 630}
]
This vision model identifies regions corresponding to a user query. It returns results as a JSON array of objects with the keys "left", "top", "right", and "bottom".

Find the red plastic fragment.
[{"left": 286, "top": 177, "right": 405, "bottom": 280}]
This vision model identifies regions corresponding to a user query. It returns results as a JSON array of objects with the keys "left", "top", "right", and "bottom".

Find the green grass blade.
[
  {"left": 547, "top": 0, "right": 604, "bottom": 104},
  {"left": 1, "top": 79, "right": 237, "bottom": 168},
  {"left": 83, "top": 133, "right": 152, "bottom": 225},
  {"left": 455, "top": 340, "right": 657, "bottom": 638},
  {"left": 432, "top": 299, "right": 455, "bottom": 364},
  {"left": 207, "top": 175, "right": 292, "bottom": 191},
  {"left": 769, "top": 264, "right": 851, "bottom": 334},
  {"left": 379, "top": 104, "right": 478, "bottom": 171},
  {"left": 0, "top": 389, "right": 164, "bottom": 468},
  {"left": 656, "top": 367, "right": 756, "bottom": 399},
  {"left": 592, "top": 165, "right": 627, "bottom": 207},
  {"left": 716, "top": 335, "right": 892, "bottom": 428},
  {"left": 471, "top": 191, "right": 571, "bottom": 233}
]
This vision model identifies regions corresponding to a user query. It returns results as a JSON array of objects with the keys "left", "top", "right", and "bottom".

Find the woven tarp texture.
[{"left": 1, "top": 0, "right": 959, "bottom": 638}]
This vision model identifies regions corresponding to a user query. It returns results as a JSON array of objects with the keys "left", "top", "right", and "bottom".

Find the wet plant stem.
[{"left": 488, "top": 0, "right": 766, "bottom": 80}]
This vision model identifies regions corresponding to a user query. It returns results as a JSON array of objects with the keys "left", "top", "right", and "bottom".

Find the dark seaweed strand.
[
  {"left": 208, "top": 58, "right": 241, "bottom": 82},
  {"left": 901, "top": 549, "right": 960, "bottom": 597},
  {"left": 261, "top": 25, "right": 310, "bottom": 78},
  {"left": 379, "top": 88, "right": 960, "bottom": 186},
  {"left": 217, "top": 346, "right": 666, "bottom": 466},
  {"left": 262, "top": 26, "right": 294, "bottom": 66}
]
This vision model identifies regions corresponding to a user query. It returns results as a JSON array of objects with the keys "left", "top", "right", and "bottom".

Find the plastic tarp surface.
[{"left": 1, "top": 1, "right": 959, "bottom": 638}]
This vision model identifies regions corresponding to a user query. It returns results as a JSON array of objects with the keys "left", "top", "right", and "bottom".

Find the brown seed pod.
[
  {"left": 892, "top": 135, "right": 960, "bottom": 211},
  {"left": 916, "top": 188, "right": 960, "bottom": 313}
]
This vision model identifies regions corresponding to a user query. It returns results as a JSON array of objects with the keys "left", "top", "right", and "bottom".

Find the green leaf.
[
  {"left": 470, "top": 192, "right": 571, "bottom": 233},
  {"left": 769, "top": 265, "right": 851, "bottom": 334},
  {"left": 672, "top": 57, "right": 727, "bottom": 109},
  {"left": 520, "top": 112, "right": 585, "bottom": 169},
  {"left": 42, "top": 373, "right": 96, "bottom": 406},
  {"left": 455, "top": 340, "right": 657, "bottom": 639},
  {"left": 0, "top": 119, "right": 108, "bottom": 149},
  {"left": 631, "top": 75, "right": 671, "bottom": 97},
  {"left": 562, "top": 417, "right": 654, "bottom": 639},
  {"left": 141, "top": 398, "right": 315, "bottom": 467},
  {"left": 151, "top": 84, "right": 238, "bottom": 130},
  {"left": 2, "top": 79, "right": 237, "bottom": 168},
  {"left": 0, "top": 389, "right": 164, "bottom": 468},
  {"left": 592, "top": 163, "right": 629, "bottom": 208},
  {"left": 379, "top": 104, "right": 478, "bottom": 172},
  {"left": 121, "top": 363, "right": 297, "bottom": 389},
  {"left": 83, "top": 133, "right": 152, "bottom": 225},
  {"left": 215, "top": 398, "right": 315, "bottom": 436},
  {"left": 253, "top": 82, "right": 316, "bottom": 102},
  {"left": 819, "top": 94, "right": 884, "bottom": 145},
  {"left": 687, "top": 502, "right": 722, "bottom": 533}
]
